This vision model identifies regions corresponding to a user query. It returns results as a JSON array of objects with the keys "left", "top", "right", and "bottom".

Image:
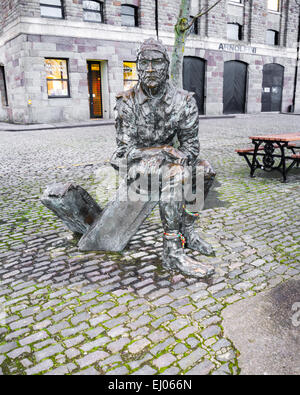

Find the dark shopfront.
[{"left": 182, "top": 41, "right": 292, "bottom": 116}]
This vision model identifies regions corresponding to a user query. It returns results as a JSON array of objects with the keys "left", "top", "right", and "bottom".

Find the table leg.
[
  {"left": 250, "top": 141, "right": 261, "bottom": 178},
  {"left": 279, "top": 143, "right": 287, "bottom": 183}
]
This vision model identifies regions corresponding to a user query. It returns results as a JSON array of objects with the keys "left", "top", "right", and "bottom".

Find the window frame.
[
  {"left": 121, "top": 4, "right": 138, "bottom": 27},
  {"left": 267, "top": 0, "right": 280, "bottom": 12},
  {"left": 189, "top": 16, "right": 199, "bottom": 35},
  {"left": 40, "top": 0, "right": 64, "bottom": 19},
  {"left": 266, "top": 29, "right": 279, "bottom": 46},
  {"left": 45, "top": 58, "right": 70, "bottom": 99},
  {"left": 227, "top": 22, "right": 243, "bottom": 41},
  {"left": 83, "top": 0, "right": 104, "bottom": 23}
]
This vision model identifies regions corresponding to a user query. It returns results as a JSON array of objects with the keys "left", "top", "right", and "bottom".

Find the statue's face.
[{"left": 137, "top": 50, "right": 169, "bottom": 90}]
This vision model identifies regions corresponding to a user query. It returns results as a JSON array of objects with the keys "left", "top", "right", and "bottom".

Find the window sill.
[
  {"left": 41, "top": 15, "right": 64, "bottom": 20},
  {"left": 228, "top": 2, "right": 244, "bottom": 8},
  {"left": 48, "top": 96, "right": 71, "bottom": 99},
  {"left": 83, "top": 20, "right": 105, "bottom": 24},
  {"left": 121, "top": 25, "right": 139, "bottom": 28},
  {"left": 226, "top": 38, "right": 243, "bottom": 43},
  {"left": 268, "top": 10, "right": 281, "bottom": 15}
]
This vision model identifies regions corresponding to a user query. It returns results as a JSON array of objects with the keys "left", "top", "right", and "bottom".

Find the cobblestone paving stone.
[{"left": 0, "top": 114, "right": 299, "bottom": 375}]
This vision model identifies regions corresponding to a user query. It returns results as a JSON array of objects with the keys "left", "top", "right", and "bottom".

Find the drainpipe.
[
  {"left": 155, "top": 0, "right": 159, "bottom": 39},
  {"left": 292, "top": 1, "right": 300, "bottom": 112}
]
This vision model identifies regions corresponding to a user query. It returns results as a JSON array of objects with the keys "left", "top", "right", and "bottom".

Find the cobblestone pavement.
[{"left": 0, "top": 114, "right": 299, "bottom": 375}]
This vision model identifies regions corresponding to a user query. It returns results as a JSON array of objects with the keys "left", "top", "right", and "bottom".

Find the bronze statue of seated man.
[{"left": 110, "top": 38, "right": 216, "bottom": 278}]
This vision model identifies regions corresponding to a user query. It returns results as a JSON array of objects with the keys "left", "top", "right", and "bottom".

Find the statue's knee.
[
  {"left": 162, "top": 163, "right": 184, "bottom": 180},
  {"left": 196, "top": 159, "right": 216, "bottom": 180}
]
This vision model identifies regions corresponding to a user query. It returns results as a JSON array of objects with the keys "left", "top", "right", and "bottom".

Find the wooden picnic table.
[{"left": 236, "top": 132, "right": 300, "bottom": 182}]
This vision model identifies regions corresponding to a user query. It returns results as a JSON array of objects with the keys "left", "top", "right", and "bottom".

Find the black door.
[
  {"left": 223, "top": 61, "right": 247, "bottom": 114},
  {"left": 183, "top": 56, "right": 206, "bottom": 115},
  {"left": 261, "top": 64, "right": 284, "bottom": 112},
  {"left": 87, "top": 61, "right": 103, "bottom": 118}
]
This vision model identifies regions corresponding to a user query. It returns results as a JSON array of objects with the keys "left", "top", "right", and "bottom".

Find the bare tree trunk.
[
  {"left": 170, "top": 0, "right": 223, "bottom": 88},
  {"left": 170, "top": 0, "right": 191, "bottom": 88}
]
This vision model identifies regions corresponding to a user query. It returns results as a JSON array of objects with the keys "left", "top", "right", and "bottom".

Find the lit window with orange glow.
[
  {"left": 123, "top": 61, "right": 138, "bottom": 91},
  {"left": 45, "top": 58, "right": 70, "bottom": 98}
]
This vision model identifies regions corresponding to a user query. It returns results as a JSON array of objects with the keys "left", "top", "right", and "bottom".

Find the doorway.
[
  {"left": 87, "top": 61, "right": 103, "bottom": 118},
  {"left": 183, "top": 56, "right": 206, "bottom": 115},
  {"left": 223, "top": 60, "right": 247, "bottom": 114},
  {"left": 0, "top": 66, "right": 8, "bottom": 107},
  {"left": 261, "top": 63, "right": 284, "bottom": 112}
]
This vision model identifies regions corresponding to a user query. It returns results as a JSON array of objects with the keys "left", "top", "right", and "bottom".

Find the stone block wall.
[
  {"left": 19, "top": 0, "right": 41, "bottom": 18},
  {"left": 64, "top": 0, "right": 84, "bottom": 21},
  {"left": 157, "top": 1, "right": 178, "bottom": 33},
  {"left": 140, "top": 0, "right": 155, "bottom": 30},
  {"left": 1, "top": 33, "right": 146, "bottom": 123},
  {"left": 206, "top": 0, "right": 227, "bottom": 39},
  {"left": 284, "top": 0, "right": 300, "bottom": 48},
  {"left": 0, "top": 0, "right": 299, "bottom": 122},
  {"left": 105, "top": 0, "right": 121, "bottom": 25},
  {"left": 295, "top": 65, "right": 300, "bottom": 112},
  {"left": 249, "top": 0, "right": 268, "bottom": 45},
  {"left": 279, "top": 55, "right": 296, "bottom": 112},
  {"left": 0, "top": 34, "right": 30, "bottom": 123},
  {"left": 205, "top": 49, "right": 224, "bottom": 115},
  {"left": 1, "top": 0, "right": 21, "bottom": 32},
  {"left": 1, "top": 1, "right": 298, "bottom": 44}
]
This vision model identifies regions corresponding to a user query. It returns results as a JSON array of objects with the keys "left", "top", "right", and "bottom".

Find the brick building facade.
[{"left": 0, "top": 0, "right": 299, "bottom": 123}]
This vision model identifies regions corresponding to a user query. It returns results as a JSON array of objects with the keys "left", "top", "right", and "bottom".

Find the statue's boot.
[
  {"left": 159, "top": 201, "right": 214, "bottom": 278},
  {"left": 162, "top": 233, "right": 214, "bottom": 278},
  {"left": 182, "top": 209, "right": 215, "bottom": 256}
]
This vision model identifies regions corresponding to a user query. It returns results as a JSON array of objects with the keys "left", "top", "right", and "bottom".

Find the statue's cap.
[{"left": 137, "top": 38, "right": 169, "bottom": 62}]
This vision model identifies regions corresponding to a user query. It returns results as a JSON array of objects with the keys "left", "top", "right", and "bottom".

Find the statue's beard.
[{"left": 139, "top": 69, "right": 168, "bottom": 94}]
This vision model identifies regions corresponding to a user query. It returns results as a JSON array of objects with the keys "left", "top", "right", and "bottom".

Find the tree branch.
[{"left": 182, "top": 0, "right": 223, "bottom": 32}]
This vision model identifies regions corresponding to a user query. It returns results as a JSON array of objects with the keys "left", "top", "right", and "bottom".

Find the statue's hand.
[
  {"left": 161, "top": 146, "right": 188, "bottom": 165},
  {"left": 128, "top": 147, "right": 165, "bottom": 163},
  {"left": 127, "top": 157, "right": 160, "bottom": 183},
  {"left": 127, "top": 146, "right": 188, "bottom": 177},
  {"left": 134, "top": 146, "right": 187, "bottom": 162}
]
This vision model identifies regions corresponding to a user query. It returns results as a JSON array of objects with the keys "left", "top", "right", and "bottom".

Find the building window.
[
  {"left": 266, "top": 29, "right": 279, "bottom": 46},
  {"left": 227, "top": 23, "right": 242, "bottom": 41},
  {"left": 123, "top": 61, "right": 138, "bottom": 90},
  {"left": 45, "top": 58, "right": 70, "bottom": 98},
  {"left": 83, "top": 1, "right": 104, "bottom": 23},
  {"left": 40, "top": 0, "right": 64, "bottom": 19},
  {"left": 268, "top": 0, "right": 280, "bottom": 12},
  {"left": 121, "top": 5, "right": 138, "bottom": 27},
  {"left": 189, "top": 16, "right": 198, "bottom": 35},
  {"left": 0, "top": 66, "right": 8, "bottom": 107}
]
